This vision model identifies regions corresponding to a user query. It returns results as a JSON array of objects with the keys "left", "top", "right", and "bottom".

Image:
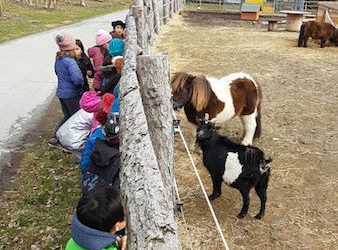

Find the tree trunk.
[
  {"left": 137, "top": 52, "right": 175, "bottom": 205},
  {"left": 120, "top": 15, "right": 181, "bottom": 249}
]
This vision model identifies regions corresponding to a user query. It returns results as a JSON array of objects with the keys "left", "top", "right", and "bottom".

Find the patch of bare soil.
[{"left": 156, "top": 11, "right": 338, "bottom": 249}]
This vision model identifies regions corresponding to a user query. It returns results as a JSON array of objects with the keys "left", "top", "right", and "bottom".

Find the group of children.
[{"left": 50, "top": 20, "right": 129, "bottom": 250}]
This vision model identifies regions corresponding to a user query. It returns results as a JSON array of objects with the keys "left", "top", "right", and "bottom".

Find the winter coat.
[
  {"left": 56, "top": 109, "right": 93, "bottom": 151},
  {"left": 82, "top": 139, "right": 120, "bottom": 193},
  {"left": 55, "top": 56, "right": 84, "bottom": 99},
  {"left": 66, "top": 214, "right": 119, "bottom": 250},
  {"left": 80, "top": 127, "right": 105, "bottom": 173},
  {"left": 110, "top": 85, "right": 119, "bottom": 113},
  {"left": 77, "top": 53, "right": 94, "bottom": 92},
  {"left": 88, "top": 46, "right": 104, "bottom": 90}
]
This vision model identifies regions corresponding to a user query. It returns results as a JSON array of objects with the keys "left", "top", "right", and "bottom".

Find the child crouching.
[{"left": 66, "top": 186, "right": 126, "bottom": 250}]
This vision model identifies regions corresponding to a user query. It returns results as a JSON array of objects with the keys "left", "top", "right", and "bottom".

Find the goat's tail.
[
  {"left": 298, "top": 23, "right": 305, "bottom": 47},
  {"left": 254, "top": 83, "right": 262, "bottom": 139}
]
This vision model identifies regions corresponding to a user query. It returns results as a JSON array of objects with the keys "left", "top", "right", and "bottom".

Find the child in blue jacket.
[{"left": 50, "top": 33, "right": 84, "bottom": 146}]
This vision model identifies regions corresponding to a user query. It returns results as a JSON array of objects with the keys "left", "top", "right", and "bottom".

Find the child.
[
  {"left": 110, "top": 20, "right": 126, "bottom": 40},
  {"left": 88, "top": 29, "right": 112, "bottom": 91},
  {"left": 75, "top": 39, "right": 94, "bottom": 92},
  {"left": 50, "top": 33, "right": 84, "bottom": 146},
  {"left": 66, "top": 186, "right": 126, "bottom": 250},
  {"left": 82, "top": 112, "right": 120, "bottom": 193}
]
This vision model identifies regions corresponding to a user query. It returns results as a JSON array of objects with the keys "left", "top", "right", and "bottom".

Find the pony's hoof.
[
  {"left": 237, "top": 213, "right": 245, "bottom": 219},
  {"left": 254, "top": 213, "right": 264, "bottom": 220}
]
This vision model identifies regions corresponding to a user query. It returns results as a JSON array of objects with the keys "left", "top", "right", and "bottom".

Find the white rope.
[
  {"left": 173, "top": 175, "right": 194, "bottom": 250},
  {"left": 173, "top": 112, "right": 230, "bottom": 250}
]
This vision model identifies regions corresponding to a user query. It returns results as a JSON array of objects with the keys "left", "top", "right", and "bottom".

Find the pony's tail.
[
  {"left": 254, "top": 83, "right": 262, "bottom": 139},
  {"left": 298, "top": 23, "right": 305, "bottom": 47}
]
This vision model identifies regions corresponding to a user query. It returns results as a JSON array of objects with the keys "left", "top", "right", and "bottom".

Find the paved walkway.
[{"left": 0, "top": 10, "right": 128, "bottom": 159}]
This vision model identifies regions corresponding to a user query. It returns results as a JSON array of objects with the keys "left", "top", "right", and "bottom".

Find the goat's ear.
[{"left": 265, "top": 156, "right": 272, "bottom": 163}]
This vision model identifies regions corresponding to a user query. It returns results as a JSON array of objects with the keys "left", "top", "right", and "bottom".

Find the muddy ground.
[{"left": 155, "top": 11, "right": 338, "bottom": 249}]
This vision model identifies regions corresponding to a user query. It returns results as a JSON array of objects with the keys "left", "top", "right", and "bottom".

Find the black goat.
[{"left": 196, "top": 119, "right": 271, "bottom": 219}]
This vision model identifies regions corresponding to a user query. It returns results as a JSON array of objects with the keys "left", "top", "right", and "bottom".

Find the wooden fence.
[{"left": 119, "top": 0, "right": 184, "bottom": 248}]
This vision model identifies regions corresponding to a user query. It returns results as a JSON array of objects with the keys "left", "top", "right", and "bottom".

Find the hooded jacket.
[
  {"left": 66, "top": 214, "right": 119, "bottom": 250},
  {"left": 55, "top": 56, "right": 84, "bottom": 99},
  {"left": 82, "top": 138, "right": 120, "bottom": 193},
  {"left": 88, "top": 46, "right": 104, "bottom": 90}
]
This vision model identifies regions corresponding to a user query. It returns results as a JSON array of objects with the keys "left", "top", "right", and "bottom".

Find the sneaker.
[{"left": 48, "top": 137, "right": 59, "bottom": 146}]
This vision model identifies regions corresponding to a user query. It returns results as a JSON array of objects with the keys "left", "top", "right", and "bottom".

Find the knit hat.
[
  {"left": 56, "top": 33, "right": 76, "bottom": 51},
  {"left": 112, "top": 56, "right": 123, "bottom": 74},
  {"left": 95, "top": 29, "right": 112, "bottom": 46},
  {"left": 102, "top": 93, "right": 115, "bottom": 112},
  {"left": 112, "top": 20, "right": 126, "bottom": 30},
  {"left": 104, "top": 113, "right": 119, "bottom": 140},
  {"left": 80, "top": 91, "right": 102, "bottom": 113},
  {"left": 108, "top": 39, "right": 125, "bottom": 57}
]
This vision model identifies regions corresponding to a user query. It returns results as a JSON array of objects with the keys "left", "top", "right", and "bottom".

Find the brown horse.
[
  {"left": 171, "top": 72, "right": 262, "bottom": 146},
  {"left": 298, "top": 21, "right": 338, "bottom": 48}
]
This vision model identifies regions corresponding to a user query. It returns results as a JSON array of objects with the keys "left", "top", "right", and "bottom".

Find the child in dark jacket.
[
  {"left": 82, "top": 113, "right": 120, "bottom": 193},
  {"left": 75, "top": 39, "right": 94, "bottom": 92},
  {"left": 66, "top": 186, "right": 126, "bottom": 250},
  {"left": 50, "top": 33, "right": 84, "bottom": 146}
]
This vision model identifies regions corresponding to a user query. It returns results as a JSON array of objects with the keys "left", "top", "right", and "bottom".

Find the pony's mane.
[
  {"left": 171, "top": 72, "right": 211, "bottom": 112},
  {"left": 171, "top": 72, "right": 192, "bottom": 94},
  {"left": 191, "top": 75, "right": 211, "bottom": 112}
]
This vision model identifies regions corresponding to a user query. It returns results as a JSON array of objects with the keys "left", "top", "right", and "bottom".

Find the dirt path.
[{"left": 156, "top": 11, "right": 338, "bottom": 249}]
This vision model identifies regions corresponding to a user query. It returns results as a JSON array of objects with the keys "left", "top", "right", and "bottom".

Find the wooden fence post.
[
  {"left": 137, "top": 52, "right": 175, "bottom": 205},
  {"left": 152, "top": 0, "right": 161, "bottom": 34},
  {"left": 0, "top": 0, "right": 3, "bottom": 17},
  {"left": 120, "top": 15, "right": 181, "bottom": 250},
  {"left": 163, "top": 0, "right": 170, "bottom": 24},
  {"left": 132, "top": 0, "right": 149, "bottom": 53}
]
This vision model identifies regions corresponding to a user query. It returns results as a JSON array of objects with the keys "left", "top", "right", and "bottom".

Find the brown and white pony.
[
  {"left": 171, "top": 72, "right": 262, "bottom": 146},
  {"left": 298, "top": 21, "right": 338, "bottom": 48}
]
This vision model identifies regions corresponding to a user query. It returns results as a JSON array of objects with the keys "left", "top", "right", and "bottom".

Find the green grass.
[
  {"left": 0, "top": 0, "right": 131, "bottom": 42},
  {"left": 0, "top": 141, "right": 81, "bottom": 249}
]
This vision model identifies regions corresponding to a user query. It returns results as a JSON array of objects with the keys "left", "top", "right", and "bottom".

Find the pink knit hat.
[
  {"left": 80, "top": 91, "right": 102, "bottom": 113},
  {"left": 56, "top": 33, "right": 76, "bottom": 51},
  {"left": 95, "top": 29, "right": 112, "bottom": 46}
]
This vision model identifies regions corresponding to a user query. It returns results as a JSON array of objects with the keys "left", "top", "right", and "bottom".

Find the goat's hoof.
[
  {"left": 254, "top": 213, "right": 264, "bottom": 220},
  {"left": 208, "top": 193, "right": 220, "bottom": 201},
  {"left": 237, "top": 213, "right": 246, "bottom": 219}
]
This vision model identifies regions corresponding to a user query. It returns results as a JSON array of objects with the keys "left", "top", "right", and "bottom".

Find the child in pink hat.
[
  {"left": 50, "top": 32, "right": 84, "bottom": 147},
  {"left": 87, "top": 30, "right": 112, "bottom": 91}
]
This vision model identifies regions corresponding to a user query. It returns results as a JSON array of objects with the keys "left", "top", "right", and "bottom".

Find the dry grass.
[{"left": 155, "top": 10, "right": 338, "bottom": 250}]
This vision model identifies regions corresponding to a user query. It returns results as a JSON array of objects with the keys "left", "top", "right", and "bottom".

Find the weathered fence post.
[
  {"left": 163, "top": 0, "right": 170, "bottom": 24},
  {"left": 137, "top": 52, "right": 175, "bottom": 205},
  {"left": 144, "top": 0, "right": 155, "bottom": 46},
  {"left": 120, "top": 15, "right": 181, "bottom": 249},
  {"left": 152, "top": 0, "right": 161, "bottom": 34},
  {"left": 0, "top": 0, "right": 4, "bottom": 17},
  {"left": 132, "top": 0, "right": 149, "bottom": 53}
]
